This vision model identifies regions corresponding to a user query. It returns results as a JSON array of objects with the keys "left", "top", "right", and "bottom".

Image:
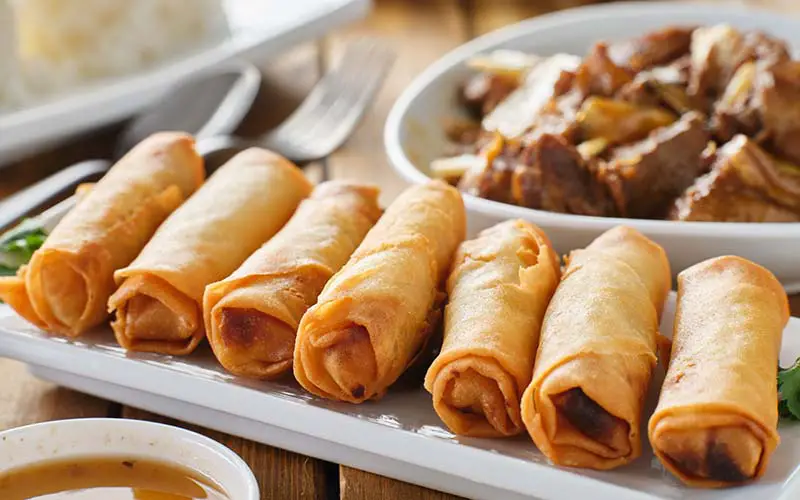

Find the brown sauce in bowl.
[{"left": 0, "top": 456, "right": 228, "bottom": 499}]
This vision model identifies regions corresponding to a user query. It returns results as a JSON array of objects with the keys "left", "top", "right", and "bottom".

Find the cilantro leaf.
[
  {"left": 0, "top": 228, "right": 47, "bottom": 272},
  {"left": 0, "top": 224, "right": 47, "bottom": 275},
  {"left": 0, "top": 224, "right": 47, "bottom": 303},
  {"left": 778, "top": 358, "right": 800, "bottom": 420}
]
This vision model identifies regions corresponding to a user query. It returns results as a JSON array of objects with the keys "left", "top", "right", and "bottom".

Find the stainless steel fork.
[{"left": 198, "top": 38, "right": 395, "bottom": 169}]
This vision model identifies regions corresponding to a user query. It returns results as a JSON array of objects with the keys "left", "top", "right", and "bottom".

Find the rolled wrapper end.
[
  {"left": 426, "top": 356, "right": 523, "bottom": 437},
  {"left": 0, "top": 270, "right": 47, "bottom": 330},
  {"left": 211, "top": 305, "right": 295, "bottom": 377},
  {"left": 522, "top": 352, "right": 654, "bottom": 469},
  {"left": 24, "top": 246, "right": 111, "bottom": 337},
  {"left": 649, "top": 407, "right": 779, "bottom": 487},
  {"left": 294, "top": 298, "right": 380, "bottom": 403},
  {"left": 109, "top": 274, "right": 202, "bottom": 355},
  {"left": 204, "top": 272, "right": 324, "bottom": 379}
]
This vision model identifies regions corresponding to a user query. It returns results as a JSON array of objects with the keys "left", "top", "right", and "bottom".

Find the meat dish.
[{"left": 434, "top": 25, "right": 800, "bottom": 222}]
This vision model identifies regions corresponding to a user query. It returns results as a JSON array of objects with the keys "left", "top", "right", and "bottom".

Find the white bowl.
[
  {"left": 0, "top": 418, "right": 259, "bottom": 499},
  {"left": 385, "top": 1, "right": 800, "bottom": 292}
]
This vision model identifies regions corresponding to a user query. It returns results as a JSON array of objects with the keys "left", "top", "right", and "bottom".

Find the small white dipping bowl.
[
  {"left": 0, "top": 418, "right": 259, "bottom": 499},
  {"left": 385, "top": 1, "right": 800, "bottom": 292}
]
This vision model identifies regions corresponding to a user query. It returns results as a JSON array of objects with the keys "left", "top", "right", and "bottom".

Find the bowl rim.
[
  {"left": 0, "top": 417, "right": 259, "bottom": 499},
  {"left": 384, "top": 0, "right": 800, "bottom": 238}
]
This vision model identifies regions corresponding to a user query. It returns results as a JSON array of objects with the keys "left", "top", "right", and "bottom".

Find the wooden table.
[{"left": 1, "top": 1, "right": 799, "bottom": 498}]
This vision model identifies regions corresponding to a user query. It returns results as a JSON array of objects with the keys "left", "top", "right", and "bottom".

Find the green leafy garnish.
[
  {"left": 0, "top": 225, "right": 47, "bottom": 276},
  {"left": 778, "top": 357, "right": 800, "bottom": 420}
]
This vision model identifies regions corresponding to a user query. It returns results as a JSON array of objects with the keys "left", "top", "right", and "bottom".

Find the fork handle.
[{"left": 0, "top": 159, "right": 111, "bottom": 232}]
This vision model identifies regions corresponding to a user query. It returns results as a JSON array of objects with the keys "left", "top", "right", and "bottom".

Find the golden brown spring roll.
[
  {"left": 649, "top": 256, "right": 788, "bottom": 488},
  {"left": 293, "top": 181, "right": 466, "bottom": 403},
  {"left": 521, "top": 226, "right": 670, "bottom": 470},
  {"left": 109, "top": 148, "right": 312, "bottom": 355},
  {"left": 204, "top": 181, "right": 382, "bottom": 379},
  {"left": 424, "top": 220, "right": 560, "bottom": 437},
  {"left": 0, "top": 133, "right": 203, "bottom": 336}
]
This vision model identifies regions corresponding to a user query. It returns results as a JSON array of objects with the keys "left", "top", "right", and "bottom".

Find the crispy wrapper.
[
  {"left": 109, "top": 148, "right": 312, "bottom": 355},
  {"left": 424, "top": 220, "right": 560, "bottom": 437},
  {"left": 204, "top": 181, "right": 382, "bottom": 379},
  {"left": 649, "top": 256, "right": 788, "bottom": 488},
  {"left": 293, "top": 181, "right": 466, "bottom": 403},
  {"left": 0, "top": 132, "right": 203, "bottom": 336},
  {"left": 521, "top": 226, "right": 670, "bottom": 470}
]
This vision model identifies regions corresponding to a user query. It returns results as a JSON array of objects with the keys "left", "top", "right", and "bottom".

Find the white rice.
[{"left": 1, "top": 0, "right": 228, "bottom": 109}]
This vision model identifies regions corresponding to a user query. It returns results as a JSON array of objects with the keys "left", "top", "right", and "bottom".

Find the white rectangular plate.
[
  {"left": 1, "top": 295, "right": 798, "bottom": 500},
  {"left": 0, "top": 0, "right": 369, "bottom": 165}
]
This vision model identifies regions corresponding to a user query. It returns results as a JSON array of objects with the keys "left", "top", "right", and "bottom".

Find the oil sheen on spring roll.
[
  {"left": 649, "top": 256, "right": 787, "bottom": 488},
  {"left": 0, "top": 132, "right": 203, "bottom": 337},
  {"left": 294, "top": 181, "right": 466, "bottom": 403},
  {"left": 109, "top": 148, "right": 312, "bottom": 355},
  {"left": 521, "top": 226, "right": 670, "bottom": 470},
  {"left": 424, "top": 220, "right": 560, "bottom": 437},
  {"left": 204, "top": 181, "right": 382, "bottom": 379}
]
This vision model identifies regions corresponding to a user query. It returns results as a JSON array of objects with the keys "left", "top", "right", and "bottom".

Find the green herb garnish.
[
  {"left": 778, "top": 358, "right": 800, "bottom": 420},
  {"left": 0, "top": 225, "right": 47, "bottom": 276}
]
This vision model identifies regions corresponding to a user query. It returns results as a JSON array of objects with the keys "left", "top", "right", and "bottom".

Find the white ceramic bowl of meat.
[
  {"left": 384, "top": 1, "right": 800, "bottom": 291},
  {"left": 0, "top": 418, "right": 259, "bottom": 499}
]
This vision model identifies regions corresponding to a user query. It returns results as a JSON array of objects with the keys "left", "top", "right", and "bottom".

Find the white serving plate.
[
  {"left": 384, "top": 2, "right": 800, "bottom": 293},
  {"left": 0, "top": 0, "right": 369, "bottom": 165},
  {"left": 1, "top": 296, "right": 798, "bottom": 500}
]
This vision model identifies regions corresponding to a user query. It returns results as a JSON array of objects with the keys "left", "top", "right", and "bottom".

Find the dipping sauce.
[{"left": 0, "top": 457, "right": 228, "bottom": 499}]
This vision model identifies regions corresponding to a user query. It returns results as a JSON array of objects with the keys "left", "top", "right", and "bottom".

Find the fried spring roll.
[
  {"left": 649, "top": 256, "right": 787, "bottom": 488},
  {"left": 521, "top": 226, "right": 670, "bottom": 470},
  {"left": 294, "top": 181, "right": 466, "bottom": 403},
  {"left": 424, "top": 220, "right": 560, "bottom": 437},
  {"left": 0, "top": 133, "right": 203, "bottom": 336},
  {"left": 109, "top": 148, "right": 312, "bottom": 355},
  {"left": 204, "top": 181, "right": 382, "bottom": 378}
]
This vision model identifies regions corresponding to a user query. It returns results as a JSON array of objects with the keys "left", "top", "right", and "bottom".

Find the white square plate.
[{"left": 1, "top": 293, "right": 798, "bottom": 500}]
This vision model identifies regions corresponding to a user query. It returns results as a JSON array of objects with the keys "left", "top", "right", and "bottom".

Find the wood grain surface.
[
  {"left": 1, "top": 1, "right": 799, "bottom": 499},
  {"left": 0, "top": 360, "right": 111, "bottom": 431},
  {"left": 340, "top": 466, "right": 465, "bottom": 500}
]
